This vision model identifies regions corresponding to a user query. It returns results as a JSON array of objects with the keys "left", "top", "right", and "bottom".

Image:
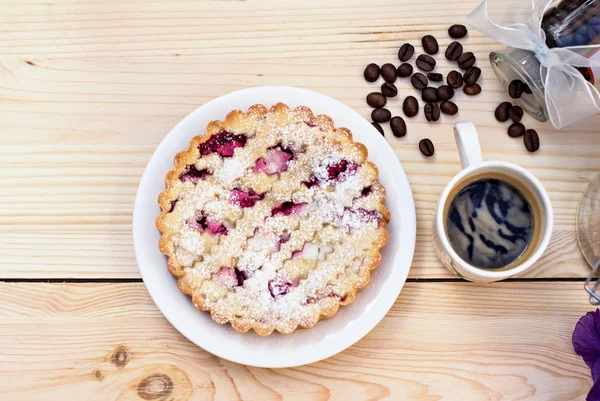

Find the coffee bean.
[
  {"left": 372, "top": 121, "right": 384, "bottom": 136},
  {"left": 381, "top": 82, "right": 398, "bottom": 97},
  {"left": 463, "top": 66, "right": 481, "bottom": 85},
  {"left": 403, "top": 96, "right": 419, "bottom": 117},
  {"left": 416, "top": 54, "right": 436, "bottom": 72},
  {"left": 447, "top": 70, "right": 463, "bottom": 89},
  {"left": 448, "top": 24, "right": 468, "bottom": 38},
  {"left": 436, "top": 85, "right": 454, "bottom": 101},
  {"left": 422, "top": 35, "right": 439, "bottom": 55},
  {"left": 380, "top": 63, "right": 397, "bottom": 83},
  {"left": 397, "top": 63, "right": 413, "bottom": 78},
  {"left": 398, "top": 43, "right": 415, "bottom": 62},
  {"left": 422, "top": 87, "right": 438, "bottom": 102},
  {"left": 424, "top": 102, "right": 440, "bottom": 122},
  {"left": 411, "top": 73, "right": 429, "bottom": 90},
  {"left": 508, "top": 79, "right": 524, "bottom": 98},
  {"left": 364, "top": 63, "right": 380, "bottom": 82},
  {"left": 463, "top": 83, "right": 481, "bottom": 95},
  {"left": 427, "top": 72, "right": 443, "bottom": 82},
  {"left": 575, "top": 33, "right": 587, "bottom": 44},
  {"left": 440, "top": 101, "right": 458, "bottom": 115},
  {"left": 372, "top": 108, "right": 392, "bottom": 123},
  {"left": 507, "top": 122, "right": 525, "bottom": 138},
  {"left": 419, "top": 138, "right": 435, "bottom": 157},
  {"left": 445, "top": 41, "right": 463, "bottom": 61},
  {"left": 495, "top": 102, "right": 512, "bottom": 122},
  {"left": 390, "top": 116, "right": 407, "bottom": 137},
  {"left": 523, "top": 83, "right": 532, "bottom": 94},
  {"left": 589, "top": 24, "right": 600, "bottom": 41},
  {"left": 457, "top": 52, "right": 476, "bottom": 69},
  {"left": 509, "top": 105, "right": 524, "bottom": 122},
  {"left": 366, "top": 92, "right": 386, "bottom": 108},
  {"left": 523, "top": 129, "right": 540, "bottom": 152}
]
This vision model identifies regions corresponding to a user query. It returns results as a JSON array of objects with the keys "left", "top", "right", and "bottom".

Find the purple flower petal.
[
  {"left": 573, "top": 309, "right": 600, "bottom": 377},
  {"left": 573, "top": 309, "right": 600, "bottom": 400},
  {"left": 594, "top": 358, "right": 600, "bottom": 385},
  {"left": 588, "top": 379, "right": 600, "bottom": 401}
]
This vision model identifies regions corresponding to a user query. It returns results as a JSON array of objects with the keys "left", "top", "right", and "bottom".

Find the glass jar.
[{"left": 489, "top": 0, "right": 600, "bottom": 122}]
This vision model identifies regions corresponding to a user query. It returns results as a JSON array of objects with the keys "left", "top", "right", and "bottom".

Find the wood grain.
[
  {"left": 0, "top": 281, "right": 593, "bottom": 400},
  {"left": 0, "top": 0, "right": 598, "bottom": 279}
]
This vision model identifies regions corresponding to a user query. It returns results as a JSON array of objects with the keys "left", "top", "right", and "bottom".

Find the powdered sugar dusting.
[
  {"left": 158, "top": 104, "right": 388, "bottom": 334},
  {"left": 218, "top": 157, "right": 245, "bottom": 185}
]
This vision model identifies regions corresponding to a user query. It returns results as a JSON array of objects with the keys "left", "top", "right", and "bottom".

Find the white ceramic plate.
[{"left": 133, "top": 86, "right": 416, "bottom": 368}]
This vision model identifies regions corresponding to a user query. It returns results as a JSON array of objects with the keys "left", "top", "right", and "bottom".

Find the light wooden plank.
[
  {"left": 0, "top": 281, "right": 593, "bottom": 400},
  {"left": 0, "top": 0, "right": 598, "bottom": 278}
]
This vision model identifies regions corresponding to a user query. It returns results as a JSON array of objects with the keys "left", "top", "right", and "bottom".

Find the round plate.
[{"left": 133, "top": 86, "right": 416, "bottom": 368}]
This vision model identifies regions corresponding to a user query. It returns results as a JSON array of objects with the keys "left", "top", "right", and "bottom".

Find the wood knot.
[
  {"left": 93, "top": 369, "right": 104, "bottom": 381},
  {"left": 25, "top": 60, "right": 36, "bottom": 66},
  {"left": 137, "top": 374, "right": 174, "bottom": 400},
  {"left": 110, "top": 345, "right": 130, "bottom": 368}
]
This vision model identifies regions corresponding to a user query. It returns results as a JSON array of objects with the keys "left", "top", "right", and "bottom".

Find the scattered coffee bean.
[
  {"left": 364, "top": 63, "right": 380, "bottom": 82},
  {"left": 419, "top": 138, "right": 435, "bottom": 157},
  {"left": 445, "top": 41, "right": 463, "bottom": 61},
  {"left": 416, "top": 54, "right": 436, "bottom": 72},
  {"left": 494, "top": 102, "right": 512, "bottom": 122},
  {"left": 457, "top": 52, "right": 476, "bottom": 69},
  {"left": 448, "top": 24, "right": 468, "bottom": 39},
  {"left": 390, "top": 116, "right": 407, "bottom": 137},
  {"left": 427, "top": 72, "right": 443, "bottom": 82},
  {"left": 436, "top": 85, "right": 455, "bottom": 101},
  {"left": 580, "top": 66, "right": 593, "bottom": 81},
  {"left": 422, "top": 35, "right": 439, "bottom": 55},
  {"left": 380, "top": 63, "right": 397, "bottom": 83},
  {"left": 447, "top": 70, "right": 463, "bottom": 89},
  {"left": 508, "top": 79, "right": 525, "bottom": 98},
  {"left": 398, "top": 43, "right": 415, "bottom": 62},
  {"left": 523, "top": 129, "right": 540, "bottom": 152},
  {"left": 463, "top": 67, "right": 481, "bottom": 85},
  {"left": 424, "top": 102, "right": 441, "bottom": 122},
  {"left": 589, "top": 25, "right": 600, "bottom": 41},
  {"left": 463, "top": 83, "right": 481, "bottom": 95},
  {"left": 509, "top": 105, "right": 524, "bottom": 122},
  {"left": 381, "top": 82, "right": 398, "bottom": 97},
  {"left": 372, "top": 108, "right": 392, "bottom": 123},
  {"left": 422, "top": 87, "right": 438, "bottom": 102},
  {"left": 372, "top": 121, "right": 384, "bottom": 136},
  {"left": 507, "top": 122, "right": 525, "bottom": 138},
  {"left": 403, "top": 96, "right": 419, "bottom": 117},
  {"left": 366, "top": 92, "right": 387, "bottom": 108},
  {"left": 523, "top": 83, "right": 532, "bottom": 94},
  {"left": 440, "top": 100, "right": 459, "bottom": 115},
  {"left": 411, "top": 73, "right": 429, "bottom": 90},
  {"left": 397, "top": 63, "right": 413, "bottom": 78}
]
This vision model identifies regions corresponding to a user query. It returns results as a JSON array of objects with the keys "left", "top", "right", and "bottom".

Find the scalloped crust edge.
[{"left": 156, "top": 103, "right": 390, "bottom": 336}]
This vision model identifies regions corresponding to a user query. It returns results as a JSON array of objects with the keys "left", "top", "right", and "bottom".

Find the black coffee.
[{"left": 446, "top": 178, "right": 534, "bottom": 269}]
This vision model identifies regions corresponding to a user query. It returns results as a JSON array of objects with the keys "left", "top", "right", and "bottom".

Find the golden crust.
[{"left": 156, "top": 103, "right": 389, "bottom": 335}]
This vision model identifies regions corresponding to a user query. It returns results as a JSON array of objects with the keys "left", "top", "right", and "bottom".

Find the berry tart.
[{"left": 156, "top": 103, "right": 389, "bottom": 335}]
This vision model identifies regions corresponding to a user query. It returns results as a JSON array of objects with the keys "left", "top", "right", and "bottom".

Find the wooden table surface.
[{"left": 1, "top": 0, "right": 599, "bottom": 400}]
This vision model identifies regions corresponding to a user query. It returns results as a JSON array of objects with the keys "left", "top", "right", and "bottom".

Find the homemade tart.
[{"left": 156, "top": 103, "right": 389, "bottom": 335}]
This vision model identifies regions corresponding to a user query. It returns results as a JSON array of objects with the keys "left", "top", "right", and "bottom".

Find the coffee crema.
[{"left": 445, "top": 177, "right": 535, "bottom": 269}]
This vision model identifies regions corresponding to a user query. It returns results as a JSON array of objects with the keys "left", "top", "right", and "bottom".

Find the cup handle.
[{"left": 454, "top": 121, "right": 483, "bottom": 169}]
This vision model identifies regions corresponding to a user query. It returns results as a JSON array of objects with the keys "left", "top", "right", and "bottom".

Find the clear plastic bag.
[{"left": 469, "top": 0, "right": 600, "bottom": 128}]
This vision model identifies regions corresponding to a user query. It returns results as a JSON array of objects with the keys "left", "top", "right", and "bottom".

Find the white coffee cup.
[{"left": 433, "top": 122, "right": 553, "bottom": 283}]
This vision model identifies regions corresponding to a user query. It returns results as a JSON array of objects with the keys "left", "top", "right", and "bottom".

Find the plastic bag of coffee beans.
[{"left": 468, "top": 0, "right": 600, "bottom": 128}]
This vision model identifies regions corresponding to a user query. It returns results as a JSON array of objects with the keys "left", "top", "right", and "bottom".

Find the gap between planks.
[{"left": 0, "top": 277, "right": 589, "bottom": 283}]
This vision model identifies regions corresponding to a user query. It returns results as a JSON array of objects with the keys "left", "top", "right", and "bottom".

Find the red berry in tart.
[{"left": 254, "top": 145, "right": 294, "bottom": 175}]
